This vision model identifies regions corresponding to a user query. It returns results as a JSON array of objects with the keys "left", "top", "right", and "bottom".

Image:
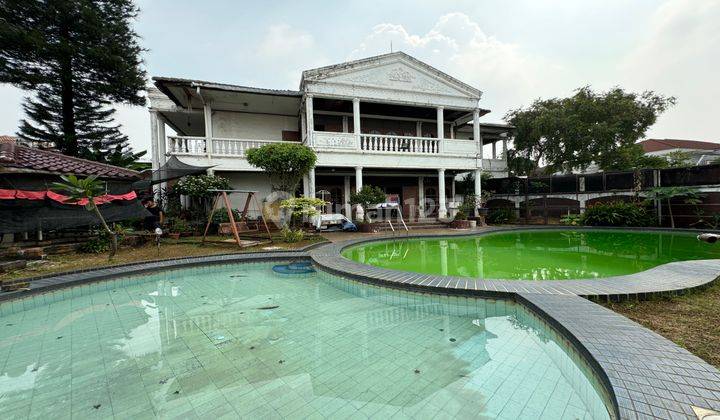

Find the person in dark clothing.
[{"left": 143, "top": 199, "right": 163, "bottom": 231}]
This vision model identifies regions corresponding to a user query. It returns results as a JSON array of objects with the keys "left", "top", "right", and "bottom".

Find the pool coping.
[
  {"left": 314, "top": 225, "right": 720, "bottom": 300},
  {"left": 0, "top": 231, "right": 718, "bottom": 419}
]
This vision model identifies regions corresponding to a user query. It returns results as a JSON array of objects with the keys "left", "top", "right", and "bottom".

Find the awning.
[{"left": 132, "top": 156, "right": 214, "bottom": 190}]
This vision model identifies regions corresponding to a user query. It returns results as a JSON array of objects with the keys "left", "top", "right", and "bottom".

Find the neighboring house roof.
[
  {"left": 0, "top": 136, "right": 140, "bottom": 180},
  {"left": 639, "top": 139, "right": 720, "bottom": 153}
]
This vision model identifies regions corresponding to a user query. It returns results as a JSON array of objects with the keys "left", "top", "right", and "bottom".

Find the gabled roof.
[
  {"left": 639, "top": 139, "right": 720, "bottom": 153},
  {"left": 301, "top": 51, "right": 482, "bottom": 98},
  {"left": 0, "top": 137, "right": 140, "bottom": 180}
]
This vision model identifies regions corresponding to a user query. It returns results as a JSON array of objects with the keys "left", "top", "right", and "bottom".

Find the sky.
[{"left": 1, "top": 0, "right": 718, "bottom": 154}]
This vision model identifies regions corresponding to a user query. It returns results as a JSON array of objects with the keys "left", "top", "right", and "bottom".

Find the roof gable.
[{"left": 302, "top": 52, "right": 481, "bottom": 108}]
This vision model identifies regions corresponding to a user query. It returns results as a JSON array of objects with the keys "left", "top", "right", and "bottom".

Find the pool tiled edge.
[
  {"left": 308, "top": 228, "right": 720, "bottom": 420},
  {"left": 1, "top": 230, "right": 719, "bottom": 420}
]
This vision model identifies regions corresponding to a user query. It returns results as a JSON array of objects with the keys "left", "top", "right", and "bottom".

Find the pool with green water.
[
  {"left": 342, "top": 229, "right": 720, "bottom": 280},
  {"left": 0, "top": 262, "right": 611, "bottom": 419}
]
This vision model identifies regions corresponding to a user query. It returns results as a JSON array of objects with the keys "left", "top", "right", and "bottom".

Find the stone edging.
[{"left": 311, "top": 226, "right": 720, "bottom": 300}]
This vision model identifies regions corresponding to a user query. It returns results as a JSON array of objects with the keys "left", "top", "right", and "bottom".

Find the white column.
[
  {"left": 474, "top": 168, "right": 483, "bottom": 217},
  {"left": 502, "top": 135, "right": 508, "bottom": 159},
  {"left": 355, "top": 166, "right": 364, "bottom": 221},
  {"left": 300, "top": 111, "right": 307, "bottom": 143},
  {"left": 342, "top": 116, "right": 348, "bottom": 133},
  {"left": 437, "top": 106, "right": 444, "bottom": 153},
  {"left": 492, "top": 141, "right": 497, "bottom": 160},
  {"left": 353, "top": 98, "right": 361, "bottom": 150},
  {"left": 438, "top": 168, "right": 447, "bottom": 219},
  {"left": 418, "top": 176, "right": 425, "bottom": 219},
  {"left": 308, "top": 167, "right": 316, "bottom": 198},
  {"left": 156, "top": 114, "right": 168, "bottom": 198},
  {"left": 473, "top": 108, "right": 482, "bottom": 162},
  {"left": 306, "top": 95, "right": 314, "bottom": 146},
  {"left": 149, "top": 111, "right": 160, "bottom": 198},
  {"left": 343, "top": 176, "right": 351, "bottom": 216},
  {"left": 303, "top": 175, "right": 309, "bottom": 197},
  {"left": 203, "top": 103, "right": 213, "bottom": 159},
  {"left": 450, "top": 124, "right": 455, "bottom": 139},
  {"left": 416, "top": 121, "right": 422, "bottom": 137}
]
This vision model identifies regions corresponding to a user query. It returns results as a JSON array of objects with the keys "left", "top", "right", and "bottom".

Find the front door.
[{"left": 402, "top": 186, "right": 418, "bottom": 220}]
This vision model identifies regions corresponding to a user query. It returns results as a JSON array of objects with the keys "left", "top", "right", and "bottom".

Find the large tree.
[
  {"left": 505, "top": 86, "right": 675, "bottom": 174},
  {"left": 0, "top": 0, "right": 146, "bottom": 162}
]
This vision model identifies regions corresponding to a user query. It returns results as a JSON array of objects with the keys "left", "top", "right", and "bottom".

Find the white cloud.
[
  {"left": 620, "top": 0, "right": 720, "bottom": 141},
  {"left": 255, "top": 24, "right": 328, "bottom": 88},
  {"left": 350, "top": 13, "right": 571, "bottom": 121}
]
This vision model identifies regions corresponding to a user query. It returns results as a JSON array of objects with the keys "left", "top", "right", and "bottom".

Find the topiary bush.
[
  {"left": 174, "top": 174, "right": 231, "bottom": 198},
  {"left": 580, "top": 201, "right": 656, "bottom": 227},
  {"left": 246, "top": 143, "right": 317, "bottom": 193}
]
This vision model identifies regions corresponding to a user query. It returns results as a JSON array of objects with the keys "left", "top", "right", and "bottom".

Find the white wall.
[
  {"left": 217, "top": 171, "right": 275, "bottom": 208},
  {"left": 212, "top": 111, "right": 298, "bottom": 140}
]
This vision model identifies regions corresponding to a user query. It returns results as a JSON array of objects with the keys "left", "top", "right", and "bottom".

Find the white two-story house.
[{"left": 148, "top": 52, "right": 512, "bottom": 221}]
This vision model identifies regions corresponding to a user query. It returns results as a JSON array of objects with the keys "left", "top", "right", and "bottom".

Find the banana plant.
[{"left": 51, "top": 175, "right": 117, "bottom": 260}]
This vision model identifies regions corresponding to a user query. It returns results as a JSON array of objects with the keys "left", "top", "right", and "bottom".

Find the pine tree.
[{"left": 0, "top": 0, "right": 146, "bottom": 164}]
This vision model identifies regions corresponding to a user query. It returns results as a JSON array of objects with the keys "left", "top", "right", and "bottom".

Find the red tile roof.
[
  {"left": 639, "top": 139, "right": 720, "bottom": 153},
  {"left": 0, "top": 136, "right": 140, "bottom": 180}
]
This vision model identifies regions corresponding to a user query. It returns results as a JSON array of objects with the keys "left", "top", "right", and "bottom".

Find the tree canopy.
[
  {"left": 505, "top": 86, "right": 676, "bottom": 174},
  {"left": 246, "top": 143, "right": 317, "bottom": 194},
  {"left": 0, "top": 0, "right": 146, "bottom": 165}
]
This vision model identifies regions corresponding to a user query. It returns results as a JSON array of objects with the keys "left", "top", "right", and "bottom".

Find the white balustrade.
[
  {"left": 359, "top": 134, "right": 439, "bottom": 154},
  {"left": 167, "top": 136, "right": 206, "bottom": 155},
  {"left": 167, "top": 136, "right": 282, "bottom": 157}
]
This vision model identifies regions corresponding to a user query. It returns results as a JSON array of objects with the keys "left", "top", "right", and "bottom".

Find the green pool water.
[
  {"left": 342, "top": 229, "right": 720, "bottom": 280},
  {"left": 0, "top": 262, "right": 611, "bottom": 419}
]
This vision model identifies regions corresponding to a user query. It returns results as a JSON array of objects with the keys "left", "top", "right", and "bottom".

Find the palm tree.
[{"left": 51, "top": 175, "right": 117, "bottom": 260}]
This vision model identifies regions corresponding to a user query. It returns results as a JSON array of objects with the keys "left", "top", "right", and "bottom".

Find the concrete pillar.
[
  {"left": 353, "top": 98, "right": 361, "bottom": 150},
  {"left": 474, "top": 168, "right": 483, "bottom": 216},
  {"left": 302, "top": 175, "right": 309, "bottom": 197},
  {"left": 203, "top": 103, "right": 213, "bottom": 159},
  {"left": 438, "top": 168, "right": 447, "bottom": 219},
  {"left": 450, "top": 124, "right": 455, "bottom": 139},
  {"left": 149, "top": 111, "right": 160, "bottom": 198},
  {"left": 502, "top": 136, "right": 508, "bottom": 159},
  {"left": 491, "top": 142, "right": 497, "bottom": 160},
  {"left": 416, "top": 121, "right": 422, "bottom": 137},
  {"left": 355, "top": 166, "right": 364, "bottom": 221},
  {"left": 579, "top": 198, "right": 587, "bottom": 214},
  {"left": 342, "top": 116, "right": 348, "bottom": 133},
  {"left": 306, "top": 95, "right": 314, "bottom": 146},
  {"left": 418, "top": 176, "right": 425, "bottom": 220},
  {"left": 473, "top": 109, "right": 483, "bottom": 162},
  {"left": 343, "top": 176, "right": 351, "bottom": 216},
  {"left": 308, "top": 167, "right": 316, "bottom": 198},
  {"left": 437, "top": 106, "right": 444, "bottom": 153},
  {"left": 156, "top": 114, "right": 168, "bottom": 197}
]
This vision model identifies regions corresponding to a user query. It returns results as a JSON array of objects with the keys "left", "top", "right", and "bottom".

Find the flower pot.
[
  {"left": 477, "top": 207, "right": 489, "bottom": 216},
  {"left": 451, "top": 220, "right": 472, "bottom": 229},
  {"left": 358, "top": 223, "right": 376, "bottom": 233}
]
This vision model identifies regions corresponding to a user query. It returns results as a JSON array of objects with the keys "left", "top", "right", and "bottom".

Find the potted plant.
[
  {"left": 450, "top": 210, "right": 472, "bottom": 229},
  {"left": 349, "top": 186, "right": 386, "bottom": 232}
]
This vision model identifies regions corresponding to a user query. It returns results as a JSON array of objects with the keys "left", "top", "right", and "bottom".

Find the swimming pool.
[
  {"left": 0, "top": 262, "right": 611, "bottom": 419},
  {"left": 342, "top": 229, "right": 720, "bottom": 280}
]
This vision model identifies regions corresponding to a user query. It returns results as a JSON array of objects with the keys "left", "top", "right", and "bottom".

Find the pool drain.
[{"left": 271, "top": 261, "right": 316, "bottom": 275}]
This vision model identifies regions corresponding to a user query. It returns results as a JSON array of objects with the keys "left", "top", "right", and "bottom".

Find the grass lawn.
[
  {"left": 0, "top": 235, "right": 325, "bottom": 281},
  {"left": 603, "top": 280, "right": 720, "bottom": 369}
]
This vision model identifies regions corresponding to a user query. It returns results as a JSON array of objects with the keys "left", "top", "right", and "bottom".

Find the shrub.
[
  {"left": 560, "top": 214, "right": 581, "bottom": 226},
  {"left": 280, "top": 197, "right": 325, "bottom": 228},
  {"left": 487, "top": 208, "right": 517, "bottom": 224},
  {"left": 79, "top": 226, "right": 131, "bottom": 254},
  {"left": 246, "top": 143, "right": 317, "bottom": 193},
  {"left": 349, "top": 186, "right": 386, "bottom": 223},
  {"left": 454, "top": 210, "right": 468, "bottom": 221},
  {"left": 174, "top": 174, "right": 231, "bottom": 198},
  {"left": 211, "top": 208, "right": 241, "bottom": 224},
  {"left": 580, "top": 201, "right": 655, "bottom": 227},
  {"left": 281, "top": 227, "right": 305, "bottom": 243},
  {"left": 167, "top": 217, "right": 192, "bottom": 233}
]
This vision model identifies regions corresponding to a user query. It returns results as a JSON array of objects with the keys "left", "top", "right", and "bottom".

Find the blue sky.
[{"left": 1, "top": 0, "right": 718, "bottom": 153}]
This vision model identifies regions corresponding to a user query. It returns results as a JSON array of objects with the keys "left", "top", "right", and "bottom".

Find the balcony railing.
[
  {"left": 360, "top": 134, "right": 440, "bottom": 154},
  {"left": 167, "top": 136, "right": 282, "bottom": 156}
]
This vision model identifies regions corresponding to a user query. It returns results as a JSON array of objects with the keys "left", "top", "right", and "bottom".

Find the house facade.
[{"left": 148, "top": 52, "right": 512, "bottom": 220}]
